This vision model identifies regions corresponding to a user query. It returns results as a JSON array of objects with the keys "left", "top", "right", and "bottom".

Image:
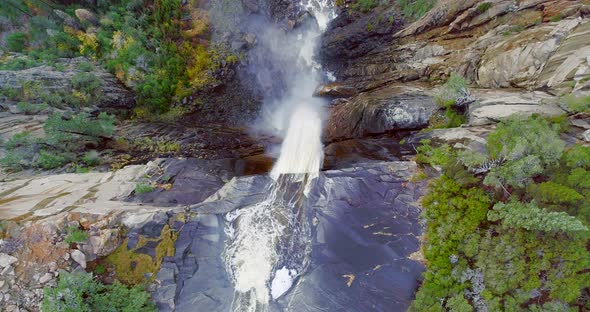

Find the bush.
[
  {"left": 37, "top": 150, "right": 70, "bottom": 169},
  {"left": 0, "top": 57, "right": 40, "bottom": 70},
  {"left": 72, "top": 72, "right": 102, "bottom": 96},
  {"left": 64, "top": 226, "right": 89, "bottom": 243},
  {"left": 43, "top": 271, "right": 157, "bottom": 312},
  {"left": 6, "top": 32, "right": 27, "bottom": 52},
  {"left": 477, "top": 2, "right": 492, "bottom": 13},
  {"left": 135, "top": 183, "right": 155, "bottom": 194},
  {"left": 351, "top": 0, "right": 379, "bottom": 12},
  {"left": 562, "top": 94, "right": 590, "bottom": 113},
  {"left": 17, "top": 102, "right": 48, "bottom": 115},
  {"left": 82, "top": 150, "right": 101, "bottom": 166},
  {"left": 489, "top": 201, "right": 587, "bottom": 233},
  {"left": 397, "top": 0, "right": 436, "bottom": 19}
]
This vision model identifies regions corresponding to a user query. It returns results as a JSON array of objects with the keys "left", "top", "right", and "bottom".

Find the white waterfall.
[{"left": 223, "top": 1, "right": 336, "bottom": 311}]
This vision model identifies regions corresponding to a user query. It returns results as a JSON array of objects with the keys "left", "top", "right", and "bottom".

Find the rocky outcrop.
[
  {"left": 0, "top": 56, "right": 134, "bottom": 112},
  {"left": 325, "top": 84, "right": 437, "bottom": 141},
  {"left": 322, "top": 0, "right": 590, "bottom": 95},
  {"left": 468, "top": 89, "right": 566, "bottom": 126}
]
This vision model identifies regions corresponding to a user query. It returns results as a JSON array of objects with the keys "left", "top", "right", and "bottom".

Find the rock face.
[
  {"left": 153, "top": 161, "right": 426, "bottom": 311},
  {"left": 0, "top": 164, "right": 152, "bottom": 220},
  {"left": 0, "top": 56, "right": 134, "bottom": 112},
  {"left": 321, "top": 0, "right": 590, "bottom": 94},
  {"left": 325, "top": 84, "right": 437, "bottom": 141},
  {"left": 468, "top": 89, "right": 566, "bottom": 126}
]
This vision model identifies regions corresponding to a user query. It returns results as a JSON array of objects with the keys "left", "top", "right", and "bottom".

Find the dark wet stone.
[
  {"left": 152, "top": 161, "right": 425, "bottom": 311},
  {"left": 188, "top": 175, "right": 273, "bottom": 214}
]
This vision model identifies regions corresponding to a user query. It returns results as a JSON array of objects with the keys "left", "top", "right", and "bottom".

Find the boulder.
[
  {"left": 313, "top": 83, "right": 357, "bottom": 98},
  {"left": 325, "top": 84, "right": 437, "bottom": 141},
  {"left": 70, "top": 250, "right": 86, "bottom": 269},
  {"left": 0, "top": 253, "right": 17, "bottom": 268},
  {"left": 75, "top": 9, "right": 99, "bottom": 26}
]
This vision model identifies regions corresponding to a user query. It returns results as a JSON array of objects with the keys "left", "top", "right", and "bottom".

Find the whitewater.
[{"left": 222, "top": 1, "right": 336, "bottom": 311}]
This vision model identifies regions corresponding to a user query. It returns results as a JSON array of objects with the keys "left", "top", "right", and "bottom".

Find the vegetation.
[
  {"left": 397, "top": 0, "right": 436, "bottom": 19},
  {"left": 43, "top": 271, "right": 156, "bottom": 312},
  {"left": 0, "top": 112, "right": 115, "bottom": 172},
  {"left": 0, "top": 0, "right": 233, "bottom": 116},
  {"left": 561, "top": 94, "right": 590, "bottom": 113},
  {"left": 477, "top": 2, "right": 492, "bottom": 13},
  {"left": 411, "top": 116, "right": 590, "bottom": 311},
  {"left": 64, "top": 226, "right": 89, "bottom": 244},
  {"left": 431, "top": 73, "right": 471, "bottom": 128},
  {"left": 351, "top": 0, "right": 379, "bottom": 12},
  {"left": 135, "top": 182, "right": 155, "bottom": 194}
]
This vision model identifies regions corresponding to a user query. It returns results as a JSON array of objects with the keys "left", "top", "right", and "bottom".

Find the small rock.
[
  {"left": 1, "top": 265, "right": 14, "bottom": 276},
  {"left": 0, "top": 253, "right": 17, "bottom": 268},
  {"left": 39, "top": 273, "right": 53, "bottom": 284},
  {"left": 71, "top": 250, "right": 87, "bottom": 269},
  {"left": 48, "top": 262, "right": 58, "bottom": 272},
  {"left": 583, "top": 129, "right": 590, "bottom": 142},
  {"left": 63, "top": 253, "right": 70, "bottom": 261},
  {"left": 75, "top": 9, "right": 99, "bottom": 26}
]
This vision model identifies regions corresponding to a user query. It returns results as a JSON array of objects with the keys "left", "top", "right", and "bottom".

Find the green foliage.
[
  {"left": 17, "top": 102, "right": 48, "bottom": 115},
  {"left": 415, "top": 139, "right": 452, "bottom": 167},
  {"left": 485, "top": 116, "right": 565, "bottom": 190},
  {"left": 413, "top": 115, "right": 590, "bottom": 310},
  {"left": 489, "top": 201, "right": 587, "bottom": 233},
  {"left": 561, "top": 94, "right": 590, "bottom": 113},
  {"left": 411, "top": 174, "right": 490, "bottom": 310},
  {"left": 529, "top": 182, "right": 583, "bottom": 204},
  {"left": 477, "top": 2, "right": 492, "bottom": 13},
  {"left": 397, "top": 0, "right": 436, "bottom": 19},
  {"left": 351, "top": 0, "right": 379, "bottom": 12},
  {"left": 82, "top": 150, "right": 101, "bottom": 166},
  {"left": 64, "top": 226, "right": 89, "bottom": 244},
  {"left": 6, "top": 32, "right": 27, "bottom": 52},
  {"left": 0, "top": 113, "right": 115, "bottom": 172},
  {"left": 37, "top": 150, "right": 71, "bottom": 170},
  {"left": 564, "top": 145, "right": 590, "bottom": 168},
  {"left": 72, "top": 72, "right": 102, "bottom": 96},
  {"left": 42, "top": 271, "right": 156, "bottom": 312},
  {"left": 0, "top": 57, "right": 40, "bottom": 70},
  {"left": 434, "top": 73, "right": 470, "bottom": 108},
  {"left": 135, "top": 183, "right": 155, "bottom": 194}
]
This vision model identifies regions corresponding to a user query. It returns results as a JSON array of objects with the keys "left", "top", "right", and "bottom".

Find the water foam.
[{"left": 223, "top": 1, "right": 336, "bottom": 310}]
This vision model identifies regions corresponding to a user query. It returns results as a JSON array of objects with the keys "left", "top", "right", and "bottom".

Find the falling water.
[{"left": 222, "top": 1, "right": 336, "bottom": 311}]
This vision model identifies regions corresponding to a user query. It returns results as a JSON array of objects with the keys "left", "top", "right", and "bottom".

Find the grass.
[
  {"left": 135, "top": 183, "right": 155, "bottom": 194},
  {"left": 64, "top": 226, "right": 89, "bottom": 244},
  {"left": 397, "top": 0, "right": 436, "bottom": 19},
  {"left": 477, "top": 2, "right": 492, "bottom": 13}
]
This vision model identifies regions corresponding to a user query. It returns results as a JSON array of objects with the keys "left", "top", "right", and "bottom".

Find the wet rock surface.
[
  {"left": 153, "top": 161, "right": 426, "bottom": 311},
  {"left": 325, "top": 84, "right": 437, "bottom": 141}
]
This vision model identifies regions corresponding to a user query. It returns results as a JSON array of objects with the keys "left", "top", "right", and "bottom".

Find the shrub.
[
  {"left": 64, "top": 226, "right": 89, "bottom": 244},
  {"left": 17, "top": 102, "right": 48, "bottom": 115},
  {"left": 82, "top": 150, "right": 101, "bottom": 166},
  {"left": 135, "top": 183, "right": 155, "bottom": 194},
  {"left": 0, "top": 57, "right": 40, "bottom": 70},
  {"left": 562, "top": 94, "right": 590, "bottom": 113},
  {"left": 6, "top": 32, "right": 27, "bottom": 52},
  {"left": 477, "top": 2, "right": 492, "bottom": 13},
  {"left": 37, "top": 150, "right": 70, "bottom": 169},
  {"left": 488, "top": 201, "right": 587, "bottom": 233},
  {"left": 42, "top": 271, "right": 156, "bottom": 312},
  {"left": 71, "top": 72, "right": 102, "bottom": 96},
  {"left": 434, "top": 73, "right": 470, "bottom": 108},
  {"left": 397, "top": 0, "right": 436, "bottom": 19},
  {"left": 351, "top": 0, "right": 379, "bottom": 12}
]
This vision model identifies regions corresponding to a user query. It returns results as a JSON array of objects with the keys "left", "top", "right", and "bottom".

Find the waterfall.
[{"left": 222, "top": 1, "right": 336, "bottom": 311}]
